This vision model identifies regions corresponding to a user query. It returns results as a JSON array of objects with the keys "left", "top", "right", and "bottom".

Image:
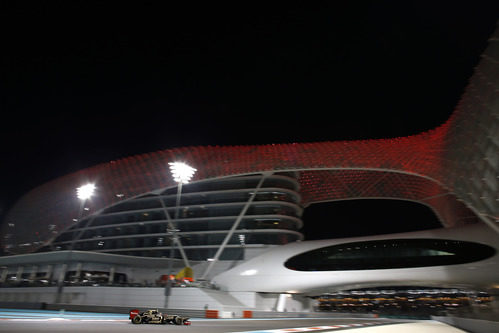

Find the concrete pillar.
[
  {"left": 74, "top": 262, "right": 82, "bottom": 281},
  {"left": 29, "top": 265, "right": 38, "bottom": 280},
  {"left": 55, "top": 263, "right": 68, "bottom": 304},
  {"left": 109, "top": 266, "right": 115, "bottom": 284},
  {"left": 15, "top": 266, "right": 24, "bottom": 282},
  {"left": 276, "top": 293, "right": 289, "bottom": 312},
  {"left": 45, "top": 265, "right": 53, "bottom": 282},
  {"left": 58, "top": 263, "right": 68, "bottom": 284},
  {"left": 0, "top": 267, "right": 8, "bottom": 283}
]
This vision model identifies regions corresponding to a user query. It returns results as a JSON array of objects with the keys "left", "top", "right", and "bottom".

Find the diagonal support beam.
[
  {"left": 200, "top": 172, "right": 273, "bottom": 280},
  {"left": 158, "top": 193, "right": 190, "bottom": 268}
]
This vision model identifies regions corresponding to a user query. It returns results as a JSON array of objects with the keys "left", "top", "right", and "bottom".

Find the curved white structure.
[{"left": 212, "top": 224, "right": 499, "bottom": 294}]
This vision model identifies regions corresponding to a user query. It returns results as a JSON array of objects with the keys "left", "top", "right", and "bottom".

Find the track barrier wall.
[{"left": 205, "top": 309, "right": 218, "bottom": 318}]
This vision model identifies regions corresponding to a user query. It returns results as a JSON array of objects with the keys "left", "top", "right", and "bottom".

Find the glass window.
[{"left": 285, "top": 239, "right": 496, "bottom": 271}]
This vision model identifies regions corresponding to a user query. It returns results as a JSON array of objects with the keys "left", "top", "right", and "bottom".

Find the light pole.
[
  {"left": 164, "top": 162, "right": 196, "bottom": 309},
  {"left": 56, "top": 183, "right": 95, "bottom": 304},
  {"left": 71, "top": 183, "right": 96, "bottom": 250}
]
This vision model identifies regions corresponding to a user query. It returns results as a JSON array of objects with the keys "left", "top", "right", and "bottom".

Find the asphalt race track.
[{"left": 0, "top": 309, "right": 466, "bottom": 333}]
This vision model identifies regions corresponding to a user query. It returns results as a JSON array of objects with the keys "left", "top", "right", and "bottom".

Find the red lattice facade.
[{"left": 2, "top": 25, "right": 498, "bottom": 254}]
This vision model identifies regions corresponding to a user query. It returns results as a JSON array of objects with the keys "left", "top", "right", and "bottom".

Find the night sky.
[{"left": 1, "top": 2, "right": 498, "bottom": 241}]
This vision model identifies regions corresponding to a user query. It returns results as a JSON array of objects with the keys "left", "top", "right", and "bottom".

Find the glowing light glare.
[
  {"left": 76, "top": 183, "right": 96, "bottom": 200},
  {"left": 240, "top": 269, "right": 258, "bottom": 276},
  {"left": 169, "top": 162, "right": 197, "bottom": 184}
]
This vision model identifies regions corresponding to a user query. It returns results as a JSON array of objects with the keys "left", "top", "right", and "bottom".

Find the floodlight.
[
  {"left": 168, "top": 162, "right": 197, "bottom": 184},
  {"left": 76, "top": 183, "right": 96, "bottom": 200}
]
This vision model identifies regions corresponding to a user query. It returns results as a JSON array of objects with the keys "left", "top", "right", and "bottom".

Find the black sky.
[{"left": 1, "top": 1, "right": 498, "bottom": 239}]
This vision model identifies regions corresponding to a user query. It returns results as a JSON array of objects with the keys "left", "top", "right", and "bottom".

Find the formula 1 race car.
[{"left": 129, "top": 309, "right": 191, "bottom": 325}]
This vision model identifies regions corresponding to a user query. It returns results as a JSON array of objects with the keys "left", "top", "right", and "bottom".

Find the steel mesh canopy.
[{"left": 2, "top": 25, "right": 498, "bottom": 254}]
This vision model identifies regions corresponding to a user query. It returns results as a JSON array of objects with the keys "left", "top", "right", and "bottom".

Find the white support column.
[
  {"left": 45, "top": 265, "right": 53, "bottom": 282},
  {"left": 74, "top": 263, "right": 82, "bottom": 281},
  {"left": 29, "top": 265, "right": 37, "bottom": 280},
  {"left": 108, "top": 266, "right": 115, "bottom": 284},
  {"left": 200, "top": 172, "right": 272, "bottom": 280},
  {"left": 58, "top": 264, "right": 68, "bottom": 285},
  {"left": 276, "top": 293, "right": 289, "bottom": 312},
  {"left": 15, "top": 266, "right": 23, "bottom": 282},
  {"left": 55, "top": 263, "right": 68, "bottom": 303}
]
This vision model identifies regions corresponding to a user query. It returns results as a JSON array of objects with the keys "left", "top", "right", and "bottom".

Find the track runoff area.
[{"left": 0, "top": 309, "right": 466, "bottom": 333}]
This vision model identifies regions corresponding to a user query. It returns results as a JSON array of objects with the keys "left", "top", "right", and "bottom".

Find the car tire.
[
  {"left": 132, "top": 315, "right": 142, "bottom": 324},
  {"left": 174, "top": 316, "right": 182, "bottom": 325}
]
